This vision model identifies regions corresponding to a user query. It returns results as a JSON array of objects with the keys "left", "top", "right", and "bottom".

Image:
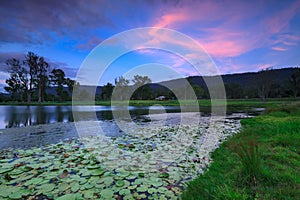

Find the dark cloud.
[
  {"left": 0, "top": 52, "right": 77, "bottom": 78},
  {"left": 49, "top": 61, "right": 78, "bottom": 78},
  {"left": 76, "top": 37, "right": 102, "bottom": 50},
  {"left": 0, "top": 0, "right": 113, "bottom": 44}
]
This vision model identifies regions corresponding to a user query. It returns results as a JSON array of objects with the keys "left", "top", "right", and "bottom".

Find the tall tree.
[
  {"left": 101, "top": 82, "right": 114, "bottom": 100},
  {"left": 50, "top": 68, "right": 66, "bottom": 101},
  {"left": 5, "top": 59, "right": 29, "bottom": 101},
  {"left": 36, "top": 57, "right": 50, "bottom": 103},
  {"left": 289, "top": 68, "right": 300, "bottom": 98},
  {"left": 65, "top": 78, "right": 75, "bottom": 93},
  {"left": 257, "top": 68, "right": 273, "bottom": 102},
  {"left": 132, "top": 75, "right": 152, "bottom": 100},
  {"left": 114, "top": 76, "right": 130, "bottom": 100},
  {"left": 24, "top": 52, "right": 39, "bottom": 103}
]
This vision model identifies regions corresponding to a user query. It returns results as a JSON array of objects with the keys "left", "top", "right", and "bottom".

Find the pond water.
[
  {"left": 0, "top": 105, "right": 263, "bottom": 150},
  {"left": 0, "top": 105, "right": 182, "bottom": 129},
  {"left": 0, "top": 105, "right": 262, "bottom": 130}
]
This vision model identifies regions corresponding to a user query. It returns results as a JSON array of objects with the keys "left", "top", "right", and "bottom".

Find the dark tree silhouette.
[{"left": 5, "top": 59, "right": 29, "bottom": 101}]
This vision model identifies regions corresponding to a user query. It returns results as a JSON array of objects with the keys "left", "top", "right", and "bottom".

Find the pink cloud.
[
  {"left": 272, "top": 46, "right": 288, "bottom": 51},
  {"left": 153, "top": 13, "right": 188, "bottom": 28},
  {"left": 273, "top": 34, "right": 300, "bottom": 47},
  {"left": 265, "top": 1, "right": 300, "bottom": 34},
  {"left": 148, "top": 1, "right": 300, "bottom": 59}
]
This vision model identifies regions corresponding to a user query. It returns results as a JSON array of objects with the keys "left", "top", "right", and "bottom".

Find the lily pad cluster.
[{"left": 0, "top": 118, "right": 241, "bottom": 199}]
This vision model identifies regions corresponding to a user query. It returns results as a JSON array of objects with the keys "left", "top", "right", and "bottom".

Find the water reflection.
[
  {"left": 0, "top": 105, "right": 182, "bottom": 129},
  {"left": 0, "top": 106, "right": 74, "bottom": 129}
]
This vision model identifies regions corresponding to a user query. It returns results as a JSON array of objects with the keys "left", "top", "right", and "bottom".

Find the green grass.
[
  {"left": 0, "top": 98, "right": 296, "bottom": 107},
  {"left": 182, "top": 103, "right": 300, "bottom": 200}
]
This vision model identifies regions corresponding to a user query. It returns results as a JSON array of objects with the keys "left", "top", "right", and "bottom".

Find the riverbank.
[
  {"left": 182, "top": 103, "right": 300, "bottom": 199},
  {"left": 0, "top": 98, "right": 298, "bottom": 107}
]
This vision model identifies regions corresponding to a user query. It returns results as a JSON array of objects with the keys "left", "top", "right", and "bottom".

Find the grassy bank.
[
  {"left": 0, "top": 98, "right": 297, "bottom": 107},
  {"left": 182, "top": 103, "right": 300, "bottom": 199}
]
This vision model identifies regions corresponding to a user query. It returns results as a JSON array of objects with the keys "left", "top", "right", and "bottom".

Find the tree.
[
  {"left": 225, "top": 83, "right": 244, "bottom": 99},
  {"left": 101, "top": 82, "right": 114, "bottom": 100},
  {"left": 50, "top": 69, "right": 66, "bottom": 101},
  {"left": 36, "top": 57, "right": 50, "bottom": 103},
  {"left": 5, "top": 59, "right": 29, "bottom": 101},
  {"left": 113, "top": 76, "right": 130, "bottom": 100},
  {"left": 289, "top": 68, "right": 300, "bottom": 98},
  {"left": 132, "top": 75, "right": 152, "bottom": 100},
  {"left": 24, "top": 52, "right": 39, "bottom": 103},
  {"left": 192, "top": 85, "right": 205, "bottom": 99},
  {"left": 65, "top": 78, "right": 75, "bottom": 93},
  {"left": 257, "top": 68, "right": 273, "bottom": 102}
]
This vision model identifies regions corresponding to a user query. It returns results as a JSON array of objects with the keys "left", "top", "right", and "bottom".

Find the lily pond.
[{"left": 0, "top": 106, "right": 247, "bottom": 199}]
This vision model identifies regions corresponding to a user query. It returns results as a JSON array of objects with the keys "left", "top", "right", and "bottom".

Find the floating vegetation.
[{"left": 0, "top": 118, "right": 241, "bottom": 199}]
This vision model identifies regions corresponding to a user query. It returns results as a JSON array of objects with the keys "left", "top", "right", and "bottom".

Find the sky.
[{"left": 1, "top": 0, "right": 300, "bottom": 91}]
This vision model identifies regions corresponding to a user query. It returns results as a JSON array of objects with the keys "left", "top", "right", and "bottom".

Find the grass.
[
  {"left": 181, "top": 103, "right": 300, "bottom": 200},
  {"left": 0, "top": 98, "right": 297, "bottom": 107}
]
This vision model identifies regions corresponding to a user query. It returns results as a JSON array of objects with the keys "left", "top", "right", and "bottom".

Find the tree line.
[
  {"left": 2, "top": 52, "right": 300, "bottom": 102},
  {"left": 4, "top": 52, "right": 76, "bottom": 103}
]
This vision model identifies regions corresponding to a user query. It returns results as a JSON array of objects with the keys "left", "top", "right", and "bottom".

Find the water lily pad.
[
  {"left": 159, "top": 195, "right": 168, "bottom": 200},
  {"left": 158, "top": 187, "right": 168, "bottom": 193},
  {"left": 56, "top": 193, "right": 78, "bottom": 200},
  {"left": 10, "top": 168, "right": 25, "bottom": 176},
  {"left": 83, "top": 189, "right": 95, "bottom": 199},
  {"left": 119, "top": 188, "right": 131, "bottom": 195},
  {"left": 148, "top": 188, "right": 157, "bottom": 194},
  {"left": 20, "top": 165, "right": 33, "bottom": 172},
  {"left": 90, "top": 168, "right": 105, "bottom": 176},
  {"left": 137, "top": 185, "right": 148, "bottom": 192},
  {"left": 81, "top": 182, "right": 95, "bottom": 190},
  {"left": 159, "top": 172, "right": 169, "bottom": 178},
  {"left": 132, "top": 178, "right": 144, "bottom": 185},
  {"left": 0, "top": 167, "right": 14, "bottom": 174},
  {"left": 100, "top": 188, "right": 114, "bottom": 199},
  {"left": 87, "top": 164, "right": 101, "bottom": 169},
  {"left": 78, "top": 169, "right": 89, "bottom": 177},
  {"left": 116, "top": 179, "right": 125, "bottom": 187},
  {"left": 118, "top": 171, "right": 130, "bottom": 178},
  {"left": 36, "top": 183, "right": 55, "bottom": 194},
  {"left": 123, "top": 194, "right": 134, "bottom": 200},
  {"left": 8, "top": 188, "right": 29, "bottom": 199},
  {"left": 0, "top": 186, "right": 18, "bottom": 197},
  {"left": 58, "top": 182, "right": 70, "bottom": 192},
  {"left": 24, "top": 177, "right": 43, "bottom": 186},
  {"left": 128, "top": 185, "right": 137, "bottom": 190},
  {"left": 71, "top": 182, "right": 80, "bottom": 192},
  {"left": 126, "top": 174, "right": 137, "bottom": 180},
  {"left": 101, "top": 177, "right": 114, "bottom": 186}
]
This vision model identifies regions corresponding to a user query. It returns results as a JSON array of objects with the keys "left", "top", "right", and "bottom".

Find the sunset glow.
[{"left": 1, "top": 0, "right": 300, "bottom": 90}]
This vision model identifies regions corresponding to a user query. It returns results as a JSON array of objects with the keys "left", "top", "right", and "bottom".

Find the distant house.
[{"left": 155, "top": 96, "right": 166, "bottom": 100}]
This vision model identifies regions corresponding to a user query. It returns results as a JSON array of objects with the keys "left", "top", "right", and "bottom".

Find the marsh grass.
[
  {"left": 233, "top": 136, "right": 261, "bottom": 189},
  {"left": 182, "top": 103, "right": 300, "bottom": 200}
]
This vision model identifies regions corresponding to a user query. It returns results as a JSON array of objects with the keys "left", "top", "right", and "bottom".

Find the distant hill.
[
  {"left": 155, "top": 67, "right": 297, "bottom": 89},
  {"left": 52, "top": 67, "right": 300, "bottom": 98},
  {"left": 1, "top": 67, "right": 299, "bottom": 100}
]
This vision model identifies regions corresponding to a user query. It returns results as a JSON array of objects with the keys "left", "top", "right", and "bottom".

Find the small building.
[{"left": 155, "top": 96, "right": 166, "bottom": 101}]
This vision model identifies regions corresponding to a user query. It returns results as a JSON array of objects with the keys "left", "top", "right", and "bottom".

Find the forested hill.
[
  {"left": 1, "top": 67, "right": 299, "bottom": 101},
  {"left": 58, "top": 67, "right": 300, "bottom": 99},
  {"left": 148, "top": 67, "right": 299, "bottom": 99}
]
